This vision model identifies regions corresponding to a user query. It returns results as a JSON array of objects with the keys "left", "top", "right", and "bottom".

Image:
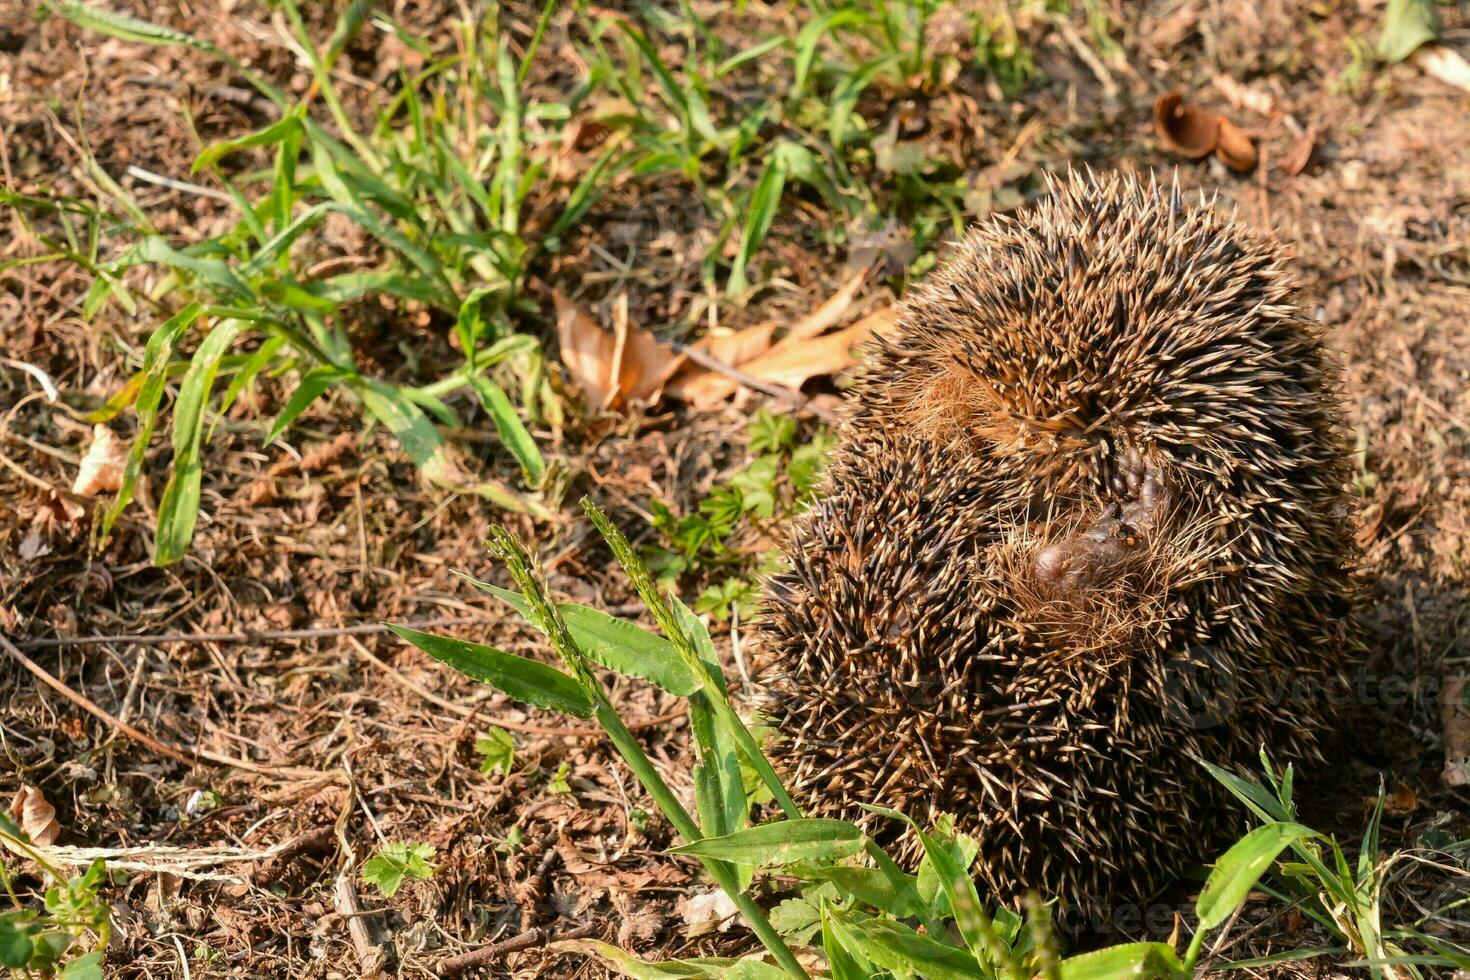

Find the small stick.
[
  {"left": 335, "top": 872, "right": 387, "bottom": 977},
  {"left": 16, "top": 614, "right": 503, "bottom": 650},
  {"left": 0, "top": 631, "right": 335, "bottom": 781},
  {"left": 671, "top": 342, "right": 837, "bottom": 422},
  {"left": 438, "top": 923, "right": 598, "bottom": 977}
]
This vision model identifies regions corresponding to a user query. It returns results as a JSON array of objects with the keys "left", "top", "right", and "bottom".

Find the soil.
[{"left": 2, "top": 1, "right": 1469, "bottom": 977}]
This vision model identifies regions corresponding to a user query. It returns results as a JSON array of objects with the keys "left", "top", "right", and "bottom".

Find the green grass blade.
[
  {"left": 1058, "top": 943, "right": 1187, "bottom": 980},
  {"left": 727, "top": 159, "right": 785, "bottom": 295},
  {"left": 469, "top": 375, "right": 545, "bottom": 486},
  {"left": 103, "top": 302, "right": 204, "bottom": 537},
  {"left": 54, "top": 1, "right": 285, "bottom": 105},
  {"left": 193, "top": 114, "right": 304, "bottom": 173},
  {"left": 466, "top": 577, "right": 698, "bottom": 696},
  {"left": 267, "top": 365, "right": 351, "bottom": 444},
  {"left": 388, "top": 625, "right": 593, "bottom": 717},
  {"left": 155, "top": 317, "right": 242, "bottom": 564},
  {"left": 667, "top": 818, "right": 862, "bottom": 866},
  {"left": 356, "top": 379, "right": 456, "bottom": 485},
  {"left": 826, "top": 908, "right": 986, "bottom": 980}
]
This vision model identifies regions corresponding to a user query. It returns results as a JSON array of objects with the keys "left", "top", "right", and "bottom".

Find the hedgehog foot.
[{"left": 1033, "top": 449, "right": 1169, "bottom": 596}]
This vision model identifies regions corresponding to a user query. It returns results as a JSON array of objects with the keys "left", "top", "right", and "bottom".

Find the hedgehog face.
[{"left": 759, "top": 171, "right": 1358, "bottom": 912}]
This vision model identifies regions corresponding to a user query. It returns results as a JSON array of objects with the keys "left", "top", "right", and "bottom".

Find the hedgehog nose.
[{"left": 1034, "top": 542, "right": 1072, "bottom": 586}]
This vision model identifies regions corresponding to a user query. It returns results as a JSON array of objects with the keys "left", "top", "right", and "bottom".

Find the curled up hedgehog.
[{"left": 757, "top": 171, "right": 1359, "bottom": 914}]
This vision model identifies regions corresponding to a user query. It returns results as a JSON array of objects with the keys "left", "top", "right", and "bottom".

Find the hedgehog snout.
[{"left": 1032, "top": 450, "right": 1169, "bottom": 596}]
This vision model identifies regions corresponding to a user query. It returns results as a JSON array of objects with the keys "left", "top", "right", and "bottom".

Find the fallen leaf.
[
  {"left": 741, "top": 307, "right": 897, "bottom": 389},
  {"left": 553, "top": 290, "right": 684, "bottom": 412},
  {"left": 72, "top": 424, "right": 127, "bottom": 497},
  {"left": 1382, "top": 783, "right": 1418, "bottom": 815},
  {"left": 663, "top": 321, "right": 778, "bottom": 407},
  {"left": 1282, "top": 126, "right": 1320, "bottom": 177},
  {"left": 1210, "top": 74, "right": 1277, "bottom": 118},
  {"left": 9, "top": 785, "right": 60, "bottom": 846},
  {"left": 704, "top": 321, "right": 777, "bottom": 365},
  {"left": 678, "top": 889, "right": 740, "bottom": 936},
  {"left": 787, "top": 268, "right": 868, "bottom": 341},
  {"left": 1214, "top": 117, "right": 1258, "bottom": 173},
  {"left": 1414, "top": 44, "right": 1470, "bottom": 94},
  {"left": 1154, "top": 91, "right": 1218, "bottom": 160},
  {"left": 685, "top": 307, "right": 898, "bottom": 406}
]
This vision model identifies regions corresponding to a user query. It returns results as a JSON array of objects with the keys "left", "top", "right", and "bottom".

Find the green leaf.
[
  {"left": 727, "top": 159, "right": 785, "bottom": 295},
  {"left": 667, "top": 818, "right": 864, "bottom": 866},
  {"left": 470, "top": 579, "right": 698, "bottom": 696},
  {"left": 470, "top": 375, "right": 545, "bottom": 485},
  {"left": 475, "top": 728, "right": 515, "bottom": 776},
  {"left": 552, "top": 938, "right": 734, "bottom": 978},
  {"left": 746, "top": 409, "right": 796, "bottom": 454},
  {"left": 822, "top": 905, "right": 872, "bottom": 980},
  {"left": 1195, "top": 822, "right": 1317, "bottom": 930},
  {"left": 212, "top": 336, "right": 286, "bottom": 438},
  {"left": 356, "top": 379, "right": 456, "bottom": 485},
  {"left": 1058, "top": 942, "right": 1187, "bottom": 980},
  {"left": 0, "top": 916, "right": 34, "bottom": 969},
  {"left": 60, "top": 951, "right": 105, "bottom": 980},
  {"left": 267, "top": 365, "right": 350, "bottom": 444},
  {"left": 361, "top": 841, "right": 436, "bottom": 897},
  {"left": 1378, "top": 0, "right": 1439, "bottom": 62},
  {"left": 155, "top": 318, "right": 242, "bottom": 565},
  {"left": 103, "top": 302, "right": 203, "bottom": 538},
  {"left": 388, "top": 624, "right": 593, "bottom": 717},
  {"left": 56, "top": 2, "right": 222, "bottom": 54},
  {"left": 825, "top": 908, "right": 986, "bottom": 980},
  {"left": 129, "top": 236, "right": 252, "bottom": 299},
  {"left": 815, "top": 866, "right": 923, "bottom": 919},
  {"left": 193, "top": 113, "right": 303, "bottom": 173}
]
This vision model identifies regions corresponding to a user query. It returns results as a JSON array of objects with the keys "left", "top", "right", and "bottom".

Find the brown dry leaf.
[
  {"left": 676, "top": 308, "right": 898, "bottom": 407},
  {"left": 677, "top": 889, "right": 740, "bottom": 937},
  {"left": 9, "top": 785, "right": 60, "bottom": 846},
  {"left": 1214, "top": 117, "right": 1258, "bottom": 173},
  {"left": 72, "top": 424, "right": 126, "bottom": 497},
  {"left": 552, "top": 290, "right": 684, "bottom": 412},
  {"left": 787, "top": 268, "right": 868, "bottom": 341},
  {"left": 663, "top": 321, "right": 778, "bottom": 407},
  {"left": 1382, "top": 783, "right": 1418, "bottom": 815},
  {"left": 1415, "top": 44, "right": 1470, "bottom": 94},
  {"left": 1153, "top": 91, "right": 1218, "bottom": 159},
  {"left": 1282, "top": 126, "right": 1320, "bottom": 177},
  {"left": 734, "top": 307, "right": 898, "bottom": 390}
]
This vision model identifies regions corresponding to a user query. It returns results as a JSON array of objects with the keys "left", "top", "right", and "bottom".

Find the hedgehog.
[{"left": 757, "top": 171, "right": 1358, "bottom": 914}]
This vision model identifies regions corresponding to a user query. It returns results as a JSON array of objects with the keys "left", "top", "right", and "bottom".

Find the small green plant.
[
  {"left": 11, "top": 0, "right": 612, "bottom": 562},
  {"left": 0, "top": 815, "right": 109, "bottom": 978},
  {"left": 388, "top": 504, "right": 1468, "bottom": 977},
  {"left": 361, "top": 841, "right": 437, "bottom": 898},
  {"left": 649, "top": 410, "right": 834, "bottom": 620},
  {"left": 474, "top": 728, "right": 516, "bottom": 776}
]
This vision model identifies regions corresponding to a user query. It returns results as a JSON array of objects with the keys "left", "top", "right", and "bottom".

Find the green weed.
[
  {"left": 646, "top": 410, "right": 834, "bottom": 620},
  {"left": 0, "top": 814, "right": 109, "bottom": 978},
  {"left": 392, "top": 506, "right": 1470, "bottom": 977},
  {"left": 6, "top": 0, "right": 1060, "bottom": 565}
]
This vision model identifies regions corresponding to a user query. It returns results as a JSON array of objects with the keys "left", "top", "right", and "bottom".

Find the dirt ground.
[{"left": 2, "top": 1, "right": 1469, "bottom": 977}]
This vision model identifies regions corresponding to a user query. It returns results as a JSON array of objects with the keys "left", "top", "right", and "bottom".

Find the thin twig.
[
  {"left": 16, "top": 614, "right": 503, "bottom": 649},
  {"left": 0, "top": 631, "right": 336, "bottom": 782},
  {"left": 438, "top": 922, "right": 598, "bottom": 977},
  {"left": 670, "top": 341, "right": 837, "bottom": 421}
]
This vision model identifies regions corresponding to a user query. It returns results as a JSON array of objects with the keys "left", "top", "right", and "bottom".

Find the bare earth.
[{"left": 2, "top": 1, "right": 1468, "bottom": 976}]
